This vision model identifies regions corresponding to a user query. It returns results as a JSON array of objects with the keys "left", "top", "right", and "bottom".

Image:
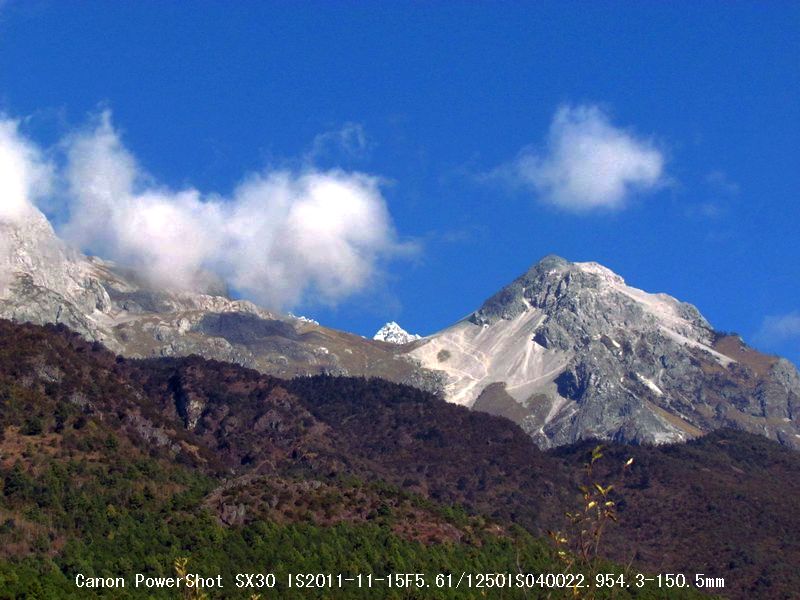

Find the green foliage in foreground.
[
  {"left": 0, "top": 455, "right": 709, "bottom": 600},
  {"left": 0, "top": 521, "right": 709, "bottom": 599}
]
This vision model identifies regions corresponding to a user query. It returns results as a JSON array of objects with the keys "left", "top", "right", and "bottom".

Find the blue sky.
[{"left": 1, "top": 2, "right": 799, "bottom": 364}]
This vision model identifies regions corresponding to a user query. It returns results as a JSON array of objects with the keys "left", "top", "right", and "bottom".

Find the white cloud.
[
  {"left": 755, "top": 312, "right": 800, "bottom": 347},
  {"left": 0, "top": 110, "right": 406, "bottom": 310},
  {"left": 0, "top": 116, "right": 53, "bottom": 223},
  {"left": 58, "top": 111, "right": 408, "bottom": 309},
  {"left": 221, "top": 170, "right": 401, "bottom": 307},
  {"left": 62, "top": 112, "right": 226, "bottom": 293},
  {"left": 501, "top": 104, "right": 665, "bottom": 211}
]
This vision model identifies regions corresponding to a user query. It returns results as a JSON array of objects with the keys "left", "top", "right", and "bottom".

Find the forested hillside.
[{"left": 1, "top": 321, "right": 797, "bottom": 598}]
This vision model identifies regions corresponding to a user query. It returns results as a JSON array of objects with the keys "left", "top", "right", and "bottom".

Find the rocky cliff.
[{"left": 408, "top": 256, "right": 800, "bottom": 449}]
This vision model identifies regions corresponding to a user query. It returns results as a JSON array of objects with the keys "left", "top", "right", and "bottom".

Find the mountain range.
[
  {"left": 1, "top": 208, "right": 799, "bottom": 451},
  {"left": 4, "top": 208, "right": 800, "bottom": 597},
  {"left": 2, "top": 318, "right": 799, "bottom": 598}
]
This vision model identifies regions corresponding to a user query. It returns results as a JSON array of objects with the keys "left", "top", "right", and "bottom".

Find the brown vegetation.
[{"left": 2, "top": 319, "right": 799, "bottom": 597}]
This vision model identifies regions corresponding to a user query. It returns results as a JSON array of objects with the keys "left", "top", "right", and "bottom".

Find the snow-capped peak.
[
  {"left": 289, "top": 313, "right": 320, "bottom": 326},
  {"left": 373, "top": 321, "right": 421, "bottom": 344}
]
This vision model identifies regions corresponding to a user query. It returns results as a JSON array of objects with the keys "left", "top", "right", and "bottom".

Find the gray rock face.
[
  {"left": 410, "top": 256, "right": 800, "bottom": 450},
  {"left": 0, "top": 212, "right": 114, "bottom": 343}
]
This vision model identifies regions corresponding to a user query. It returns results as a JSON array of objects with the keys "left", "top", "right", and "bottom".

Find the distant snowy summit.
[
  {"left": 373, "top": 321, "right": 421, "bottom": 344},
  {"left": 288, "top": 313, "right": 320, "bottom": 326}
]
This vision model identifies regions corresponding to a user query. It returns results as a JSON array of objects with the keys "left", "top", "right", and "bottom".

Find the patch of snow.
[
  {"left": 636, "top": 373, "right": 663, "bottom": 396},
  {"left": 659, "top": 326, "right": 734, "bottom": 367},
  {"left": 289, "top": 313, "right": 319, "bottom": 325},
  {"left": 373, "top": 321, "right": 421, "bottom": 344}
]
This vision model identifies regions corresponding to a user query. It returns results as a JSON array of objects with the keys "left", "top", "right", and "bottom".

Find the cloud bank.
[
  {"left": 2, "top": 111, "right": 408, "bottom": 310},
  {"left": 0, "top": 116, "right": 53, "bottom": 223},
  {"left": 500, "top": 105, "right": 665, "bottom": 211}
]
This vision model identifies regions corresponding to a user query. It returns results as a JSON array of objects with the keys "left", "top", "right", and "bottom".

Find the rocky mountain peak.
[
  {"left": 410, "top": 254, "right": 800, "bottom": 450},
  {"left": 1, "top": 210, "right": 71, "bottom": 279},
  {"left": 373, "top": 321, "right": 421, "bottom": 344},
  {"left": 526, "top": 253, "right": 571, "bottom": 272},
  {"left": 0, "top": 210, "right": 116, "bottom": 338},
  {"left": 471, "top": 255, "right": 710, "bottom": 342}
]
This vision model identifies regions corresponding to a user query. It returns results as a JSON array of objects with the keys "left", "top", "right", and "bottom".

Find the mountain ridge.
[
  {"left": 1, "top": 317, "right": 798, "bottom": 599},
  {"left": 406, "top": 254, "right": 800, "bottom": 448},
  {"left": 0, "top": 210, "right": 444, "bottom": 393},
  {"left": 1, "top": 208, "right": 798, "bottom": 450}
]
